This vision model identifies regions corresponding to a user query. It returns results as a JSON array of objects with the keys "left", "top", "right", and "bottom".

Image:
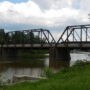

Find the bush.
[
  {"left": 43, "top": 68, "right": 54, "bottom": 78},
  {"left": 73, "top": 60, "right": 90, "bottom": 67}
]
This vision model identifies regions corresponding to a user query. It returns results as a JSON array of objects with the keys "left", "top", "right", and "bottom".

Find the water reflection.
[
  {"left": 1, "top": 67, "right": 44, "bottom": 83},
  {"left": 0, "top": 52, "right": 90, "bottom": 83},
  {"left": 0, "top": 58, "right": 48, "bottom": 83}
]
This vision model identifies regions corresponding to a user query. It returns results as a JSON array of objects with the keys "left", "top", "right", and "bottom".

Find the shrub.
[{"left": 43, "top": 68, "right": 54, "bottom": 78}]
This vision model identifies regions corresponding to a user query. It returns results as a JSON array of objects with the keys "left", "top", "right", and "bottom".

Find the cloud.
[
  {"left": 80, "top": 0, "right": 90, "bottom": 11},
  {"left": 0, "top": 0, "right": 89, "bottom": 38},
  {"left": 32, "top": 0, "right": 74, "bottom": 10}
]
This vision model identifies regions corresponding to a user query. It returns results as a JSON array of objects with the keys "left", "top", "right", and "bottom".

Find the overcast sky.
[{"left": 0, "top": 0, "right": 90, "bottom": 40}]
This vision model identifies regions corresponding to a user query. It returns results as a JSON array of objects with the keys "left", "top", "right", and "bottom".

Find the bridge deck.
[
  {"left": 0, "top": 43, "right": 90, "bottom": 49},
  {"left": 0, "top": 44, "right": 55, "bottom": 48},
  {"left": 57, "top": 43, "right": 90, "bottom": 49}
]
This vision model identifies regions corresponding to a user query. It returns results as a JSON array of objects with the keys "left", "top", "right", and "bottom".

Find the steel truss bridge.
[{"left": 0, "top": 24, "right": 90, "bottom": 49}]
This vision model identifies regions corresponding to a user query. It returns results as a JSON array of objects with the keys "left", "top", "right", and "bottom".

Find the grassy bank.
[{"left": 1, "top": 60, "right": 90, "bottom": 90}]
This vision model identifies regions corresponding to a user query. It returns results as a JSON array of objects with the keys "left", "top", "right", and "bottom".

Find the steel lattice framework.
[
  {"left": 1, "top": 25, "right": 90, "bottom": 49},
  {"left": 56, "top": 24, "right": 90, "bottom": 45},
  {"left": 5, "top": 29, "right": 56, "bottom": 47}
]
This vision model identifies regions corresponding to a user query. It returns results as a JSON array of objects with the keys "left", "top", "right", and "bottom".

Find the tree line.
[{"left": 0, "top": 29, "right": 45, "bottom": 44}]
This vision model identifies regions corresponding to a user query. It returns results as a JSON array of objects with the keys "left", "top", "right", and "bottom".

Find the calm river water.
[{"left": 0, "top": 52, "right": 90, "bottom": 84}]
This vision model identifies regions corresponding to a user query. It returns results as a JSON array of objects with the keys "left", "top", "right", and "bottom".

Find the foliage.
[
  {"left": 3, "top": 61, "right": 90, "bottom": 90},
  {"left": 0, "top": 29, "right": 5, "bottom": 44},
  {"left": 73, "top": 60, "right": 90, "bottom": 67},
  {"left": 0, "top": 30, "right": 46, "bottom": 44},
  {"left": 43, "top": 67, "right": 53, "bottom": 78}
]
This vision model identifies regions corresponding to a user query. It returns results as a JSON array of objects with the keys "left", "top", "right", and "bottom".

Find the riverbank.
[{"left": 1, "top": 60, "right": 90, "bottom": 90}]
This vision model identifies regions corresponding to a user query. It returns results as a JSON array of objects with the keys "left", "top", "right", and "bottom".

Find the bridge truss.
[
  {"left": 4, "top": 29, "right": 56, "bottom": 47},
  {"left": 57, "top": 24, "right": 90, "bottom": 44}
]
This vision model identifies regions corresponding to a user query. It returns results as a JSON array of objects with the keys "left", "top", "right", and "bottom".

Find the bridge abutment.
[{"left": 49, "top": 48, "right": 71, "bottom": 68}]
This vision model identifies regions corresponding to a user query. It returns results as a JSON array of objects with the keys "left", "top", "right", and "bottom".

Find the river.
[{"left": 0, "top": 52, "right": 90, "bottom": 84}]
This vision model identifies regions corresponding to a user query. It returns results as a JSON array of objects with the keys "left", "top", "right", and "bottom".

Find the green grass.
[{"left": 1, "top": 61, "right": 90, "bottom": 90}]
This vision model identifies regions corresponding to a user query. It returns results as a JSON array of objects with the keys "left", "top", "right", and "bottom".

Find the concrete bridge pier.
[
  {"left": 0, "top": 48, "right": 17, "bottom": 59},
  {"left": 49, "top": 48, "right": 71, "bottom": 68}
]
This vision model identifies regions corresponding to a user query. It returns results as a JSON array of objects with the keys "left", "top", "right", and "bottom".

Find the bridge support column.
[
  {"left": 0, "top": 48, "right": 17, "bottom": 59},
  {"left": 49, "top": 48, "right": 71, "bottom": 68}
]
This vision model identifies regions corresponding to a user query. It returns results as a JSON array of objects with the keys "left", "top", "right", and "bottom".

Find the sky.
[{"left": 0, "top": 0, "right": 90, "bottom": 40}]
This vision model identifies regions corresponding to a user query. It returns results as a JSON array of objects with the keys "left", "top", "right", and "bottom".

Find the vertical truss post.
[
  {"left": 30, "top": 30, "right": 33, "bottom": 48},
  {"left": 48, "top": 31, "right": 49, "bottom": 42},
  {"left": 73, "top": 29, "right": 74, "bottom": 42},
  {"left": 22, "top": 31, "right": 24, "bottom": 44},
  {"left": 40, "top": 29, "right": 44, "bottom": 47},
  {"left": 38, "top": 31, "right": 40, "bottom": 44},
  {"left": 81, "top": 27, "right": 82, "bottom": 43},
  {"left": 66, "top": 28, "right": 69, "bottom": 47},
  {"left": 80, "top": 26, "right": 82, "bottom": 48},
  {"left": 67, "top": 28, "right": 68, "bottom": 42},
  {"left": 86, "top": 28, "right": 87, "bottom": 42}
]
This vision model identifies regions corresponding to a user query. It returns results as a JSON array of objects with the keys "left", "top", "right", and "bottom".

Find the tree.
[
  {"left": 0, "top": 29, "right": 5, "bottom": 44},
  {"left": 12, "top": 31, "right": 25, "bottom": 44}
]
